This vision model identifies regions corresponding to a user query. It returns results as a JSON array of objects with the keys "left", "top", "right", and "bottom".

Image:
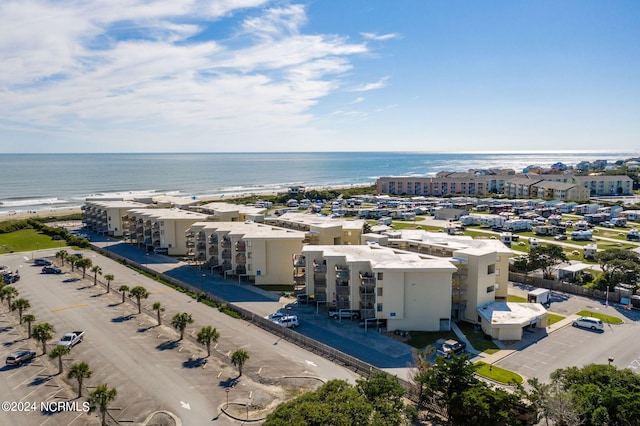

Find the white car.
[
  {"left": 266, "top": 312, "right": 286, "bottom": 322},
  {"left": 275, "top": 315, "right": 299, "bottom": 328},
  {"left": 572, "top": 317, "right": 604, "bottom": 330}
]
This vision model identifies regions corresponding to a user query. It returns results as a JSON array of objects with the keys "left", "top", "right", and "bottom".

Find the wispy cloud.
[
  {"left": 349, "top": 77, "right": 389, "bottom": 92},
  {"left": 350, "top": 97, "right": 365, "bottom": 104},
  {"left": 0, "top": 0, "right": 378, "bottom": 151},
  {"left": 361, "top": 32, "right": 401, "bottom": 41}
]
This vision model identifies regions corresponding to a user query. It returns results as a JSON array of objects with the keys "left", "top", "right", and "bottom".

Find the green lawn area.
[
  {"left": 575, "top": 310, "right": 624, "bottom": 324},
  {"left": 546, "top": 313, "right": 566, "bottom": 325},
  {"left": 507, "top": 295, "right": 527, "bottom": 303},
  {"left": 475, "top": 362, "right": 524, "bottom": 385},
  {"left": 406, "top": 330, "right": 458, "bottom": 349},
  {"left": 0, "top": 229, "right": 67, "bottom": 254},
  {"left": 455, "top": 322, "right": 500, "bottom": 355}
]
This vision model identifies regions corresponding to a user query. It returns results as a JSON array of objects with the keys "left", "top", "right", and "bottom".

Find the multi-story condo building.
[
  {"left": 266, "top": 212, "right": 365, "bottom": 246},
  {"left": 189, "top": 202, "right": 266, "bottom": 223},
  {"left": 122, "top": 208, "right": 211, "bottom": 255},
  {"left": 185, "top": 221, "right": 305, "bottom": 285},
  {"left": 82, "top": 200, "right": 149, "bottom": 236},
  {"left": 376, "top": 173, "right": 509, "bottom": 197}
]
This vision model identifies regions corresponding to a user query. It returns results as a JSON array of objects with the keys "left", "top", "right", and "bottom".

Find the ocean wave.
[{"left": 0, "top": 197, "right": 69, "bottom": 208}]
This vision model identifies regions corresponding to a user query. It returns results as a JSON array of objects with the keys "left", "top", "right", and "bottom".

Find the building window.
[
  {"left": 487, "top": 285, "right": 495, "bottom": 293},
  {"left": 377, "top": 272, "right": 384, "bottom": 280},
  {"left": 377, "top": 303, "right": 383, "bottom": 312},
  {"left": 247, "top": 252, "right": 252, "bottom": 259},
  {"left": 487, "top": 264, "right": 495, "bottom": 274},
  {"left": 377, "top": 287, "right": 383, "bottom": 297}
]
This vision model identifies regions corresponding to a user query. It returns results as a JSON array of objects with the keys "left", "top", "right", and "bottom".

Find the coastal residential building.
[
  {"left": 572, "top": 175, "right": 633, "bottom": 196},
  {"left": 529, "top": 181, "right": 590, "bottom": 201},
  {"left": 376, "top": 173, "right": 509, "bottom": 197},
  {"left": 300, "top": 244, "right": 457, "bottom": 332},
  {"left": 82, "top": 200, "right": 149, "bottom": 236},
  {"left": 266, "top": 212, "right": 365, "bottom": 246},
  {"left": 122, "top": 208, "right": 211, "bottom": 255},
  {"left": 185, "top": 221, "right": 305, "bottom": 285},
  {"left": 189, "top": 202, "right": 266, "bottom": 223}
]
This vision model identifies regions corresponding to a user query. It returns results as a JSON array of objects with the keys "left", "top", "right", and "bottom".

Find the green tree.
[
  {"left": 410, "top": 347, "right": 435, "bottom": 407},
  {"left": 55, "top": 249, "right": 68, "bottom": 266},
  {"left": 356, "top": 371, "right": 410, "bottom": 425},
  {"left": 1, "top": 285, "right": 19, "bottom": 311},
  {"left": 196, "top": 326, "right": 219, "bottom": 357},
  {"left": 171, "top": 312, "right": 193, "bottom": 340},
  {"left": 88, "top": 383, "right": 117, "bottom": 426},
  {"left": 231, "top": 349, "right": 250, "bottom": 377},
  {"left": 66, "top": 255, "right": 79, "bottom": 272},
  {"left": 429, "top": 354, "right": 479, "bottom": 418},
  {"left": 529, "top": 245, "right": 568, "bottom": 279},
  {"left": 91, "top": 265, "right": 102, "bottom": 286},
  {"left": 49, "top": 345, "right": 70, "bottom": 375},
  {"left": 118, "top": 285, "right": 129, "bottom": 304},
  {"left": 32, "top": 322, "right": 55, "bottom": 355},
  {"left": 129, "top": 286, "right": 149, "bottom": 314},
  {"left": 68, "top": 362, "right": 92, "bottom": 398},
  {"left": 454, "top": 382, "right": 532, "bottom": 426},
  {"left": 152, "top": 302, "right": 165, "bottom": 326},
  {"left": 23, "top": 313, "right": 36, "bottom": 338},
  {"left": 103, "top": 274, "right": 114, "bottom": 293},
  {"left": 11, "top": 298, "right": 30, "bottom": 323},
  {"left": 594, "top": 248, "right": 640, "bottom": 292},
  {"left": 76, "top": 257, "right": 93, "bottom": 278}
]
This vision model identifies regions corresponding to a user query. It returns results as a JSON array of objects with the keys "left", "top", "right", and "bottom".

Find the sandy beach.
[{"left": 0, "top": 207, "right": 83, "bottom": 222}]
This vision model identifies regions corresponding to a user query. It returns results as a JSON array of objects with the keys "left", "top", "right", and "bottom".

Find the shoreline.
[{"left": 0, "top": 183, "right": 376, "bottom": 222}]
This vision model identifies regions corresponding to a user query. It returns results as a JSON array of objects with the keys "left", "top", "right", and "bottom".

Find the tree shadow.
[
  {"left": 3, "top": 340, "right": 16, "bottom": 347},
  {"left": 90, "top": 293, "right": 104, "bottom": 298},
  {"left": 107, "top": 303, "right": 121, "bottom": 307},
  {"left": 156, "top": 340, "right": 180, "bottom": 351},
  {"left": 63, "top": 278, "right": 79, "bottom": 283},
  {"left": 182, "top": 357, "right": 208, "bottom": 369},
  {"left": 29, "top": 375, "right": 53, "bottom": 387},
  {"left": 137, "top": 326, "right": 154, "bottom": 333},
  {"left": 218, "top": 377, "right": 239, "bottom": 388},
  {"left": 111, "top": 314, "right": 135, "bottom": 323},
  {"left": 76, "top": 285, "right": 92, "bottom": 290},
  {"left": 0, "top": 326, "right": 14, "bottom": 333}
]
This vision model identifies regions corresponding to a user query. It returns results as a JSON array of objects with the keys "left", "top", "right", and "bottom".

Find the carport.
[
  {"left": 557, "top": 262, "right": 593, "bottom": 282},
  {"left": 477, "top": 302, "right": 548, "bottom": 341}
]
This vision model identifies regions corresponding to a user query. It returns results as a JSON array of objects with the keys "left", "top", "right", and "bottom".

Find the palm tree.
[
  {"left": 76, "top": 258, "right": 93, "bottom": 278},
  {"left": 88, "top": 384, "right": 117, "bottom": 426},
  {"left": 11, "top": 298, "right": 30, "bottom": 323},
  {"left": 91, "top": 265, "right": 102, "bottom": 286},
  {"left": 32, "top": 322, "right": 55, "bottom": 355},
  {"left": 197, "top": 326, "right": 219, "bottom": 357},
  {"left": 55, "top": 249, "right": 68, "bottom": 266},
  {"left": 23, "top": 314, "right": 36, "bottom": 338},
  {"left": 129, "top": 286, "right": 149, "bottom": 314},
  {"left": 104, "top": 274, "right": 115, "bottom": 293},
  {"left": 231, "top": 349, "right": 250, "bottom": 377},
  {"left": 49, "top": 345, "right": 70, "bottom": 375},
  {"left": 118, "top": 285, "right": 129, "bottom": 304},
  {"left": 67, "top": 255, "right": 79, "bottom": 272},
  {"left": 152, "top": 302, "right": 165, "bottom": 326},
  {"left": 171, "top": 312, "right": 194, "bottom": 340},
  {"left": 68, "top": 362, "right": 92, "bottom": 398},
  {"left": 1, "top": 285, "right": 19, "bottom": 311}
]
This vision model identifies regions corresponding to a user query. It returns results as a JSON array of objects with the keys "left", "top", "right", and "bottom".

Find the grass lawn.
[
  {"left": 455, "top": 322, "right": 500, "bottom": 355},
  {"left": 406, "top": 330, "right": 458, "bottom": 349},
  {"left": 546, "top": 313, "right": 566, "bottom": 325},
  {"left": 475, "top": 362, "right": 524, "bottom": 385},
  {"left": 507, "top": 295, "right": 527, "bottom": 303},
  {"left": 575, "top": 310, "right": 624, "bottom": 324},
  {"left": 0, "top": 229, "right": 67, "bottom": 254}
]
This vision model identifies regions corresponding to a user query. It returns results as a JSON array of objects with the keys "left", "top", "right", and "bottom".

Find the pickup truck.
[{"left": 57, "top": 331, "right": 84, "bottom": 349}]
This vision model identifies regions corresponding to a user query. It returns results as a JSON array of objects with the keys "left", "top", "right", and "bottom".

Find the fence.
[{"left": 509, "top": 272, "right": 621, "bottom": 304}]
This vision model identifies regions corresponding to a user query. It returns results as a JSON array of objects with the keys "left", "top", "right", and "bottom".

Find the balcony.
[
  {"left": 293, "top": 271, "right": 305, "bottom": 285},
  {"left": 197, "top": 232, "right": 206, "bottom": 241},
  {"left": 208, "top": 236, "right": 218, "bottom": 245},
  {"left": 197, "top": 242, "right": 206, "bottom": 251},
  {"left": 186, "top": 241, "right": 195, "bottom": 248},
  {"left": 235, "top": 253, "right": 246, "bottom": 264},
  {"left": 221, "top": 238, "right": 231, "bottom": 249},
  {"left": 313, "top": 260, "right": 327, "bottom": 273},
  {"left": 235, "top": 242, "right": 246, "bottom": 252},
  {"left": 293, "top": 255, "right": 306, "bottom": 267},
  {"left": 185, "top": 230, "right": 196, "bottom": 238},
  {"left": 221, "top": 250, "right": 232, "bottom": 260},
  {"left": 235, "top": 265, "right": 247, "bottom": 275},
  {"left": 359, "top": 272, "right": 375, "bottom": 285},
  {"left": 209, "top": 246, "right": 219, "bottom": 256}
]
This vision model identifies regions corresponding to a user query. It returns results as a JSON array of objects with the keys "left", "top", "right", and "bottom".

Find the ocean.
[{"left": 0, "top": 151, "right": 637, "bottom": 215}]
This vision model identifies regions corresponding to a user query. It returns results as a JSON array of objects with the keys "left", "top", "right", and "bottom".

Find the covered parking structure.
[{"left": 477, "top": 302, "right": 548, "bottom": 341}]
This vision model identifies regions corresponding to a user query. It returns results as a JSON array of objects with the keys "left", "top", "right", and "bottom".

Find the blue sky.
[{"left": 1, "top": 0, "right": 638, "bottom": 153}]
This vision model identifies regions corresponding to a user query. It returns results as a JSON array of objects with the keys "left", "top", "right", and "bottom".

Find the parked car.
[
  {"left": 266, "top": 312, "right": 286, "bottom": 322},
  {"left": 572, "top": 317, "right": 604, "bottom": 330},
  {"left": 275, "top": 315, "right": 299, "bottom": 328},
  {"left": 57, "top": 331, "right": 85, "bottom": 349},
  {"left": 34, "top": 258, "right": 52, "bottom": 266},
  {"left": 6, "top": 350, "right": 36, "bottom": 366},
  {"left": 436, "top": 339, "right": 467, "bottom": 358},
  {"left": 42, "top": 266, "right": 62, "bottom": 274},
  {"left": 554, "top": 234, "right": 567, "bottom": 240},
  {"left": 3, "top": 271, "right": 20, "bottom": 283},
  {"left": 328, "top": 309, "right": 360, "bottom": 320}
]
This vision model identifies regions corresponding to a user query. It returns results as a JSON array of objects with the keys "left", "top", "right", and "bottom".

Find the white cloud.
[
  {"left": 0, "top": 0, "right": 377, "bottom": 151},
  {"left": 350, "top": 97, "right": 365, "bottom": 104},
  {"left": 349, "top": 76, "right": 389, "bottom": 92},
  {"left": 360, "top": 32, "right": 401, "bottom": 41}
]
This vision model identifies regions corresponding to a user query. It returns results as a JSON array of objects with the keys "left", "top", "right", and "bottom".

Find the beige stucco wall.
[{"left": 252, "top": 238, "right": 303, "bottom": 285}]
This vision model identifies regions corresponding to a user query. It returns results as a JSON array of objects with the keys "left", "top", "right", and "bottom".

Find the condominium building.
[
  {"left": 376, "top": 173, "right": 508, "bottom": 197},
  {"left": 82, "top": 200, "right": 149, "bottom": 236},
  {"left": 189, "top": 202, "right": 266, "bottom": 223},
  {"left": 301, "top": 244, "right": 457, "bottom": 332},
  {"left": 185, "top": 221, "right": 305, "bottom": 285},
  {"left": 122, "top": 208, "right": 211, "bottom": 255},
  {"left": 266, "top": 212, "right": 365, "bottom": 246}
]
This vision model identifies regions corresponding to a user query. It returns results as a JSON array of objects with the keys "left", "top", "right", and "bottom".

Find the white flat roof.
[{"left": 478, "top": 302, "right": 547, "bottom": 327}]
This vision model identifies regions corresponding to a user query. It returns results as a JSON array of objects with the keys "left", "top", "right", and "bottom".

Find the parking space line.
[{"left": 51, "top": 303, "right": 88, "bottom": 313}]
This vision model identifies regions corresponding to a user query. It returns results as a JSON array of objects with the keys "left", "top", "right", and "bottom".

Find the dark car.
[
  {"left": 6, "top": 350, "right": 36, "bottom": 366},
  {"left": 34, "top": 258, "right": 52, "bottom": 266},
  {"left": 42, "top": 266, "right": 62, "bottom": 274},
  {"left": 3, "top": 272, "right": 20, "bottom": 284},
  {"left": 436, "top": 339, "right": 467, "bottom": 358}
]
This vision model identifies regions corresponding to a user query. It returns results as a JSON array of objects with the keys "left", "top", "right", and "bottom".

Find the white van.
[
  {"left": 572, "top": 317, "right": 604, "bottom": 330},
  {"left": 276, "top": 315, "right": 299, "bottom": 328}
]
